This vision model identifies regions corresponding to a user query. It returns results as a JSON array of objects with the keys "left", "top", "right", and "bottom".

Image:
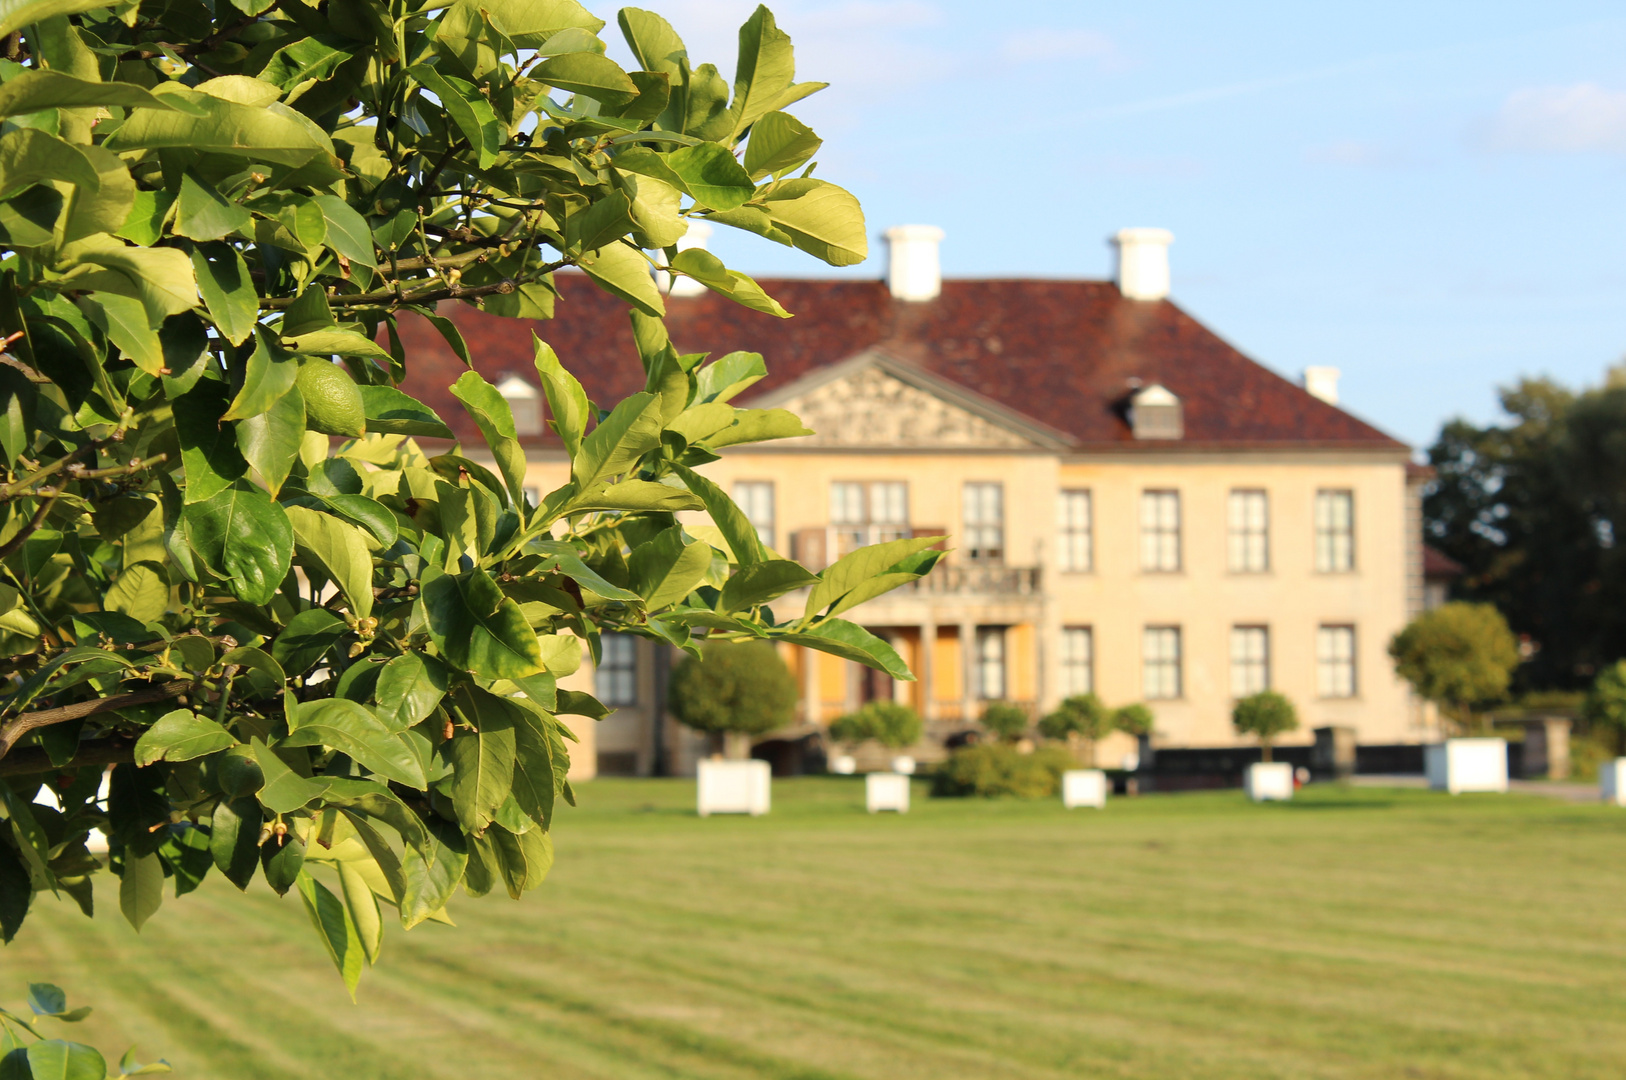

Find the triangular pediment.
[{"left": 748, "top": 351, "right": 1071, "bottom": 451}]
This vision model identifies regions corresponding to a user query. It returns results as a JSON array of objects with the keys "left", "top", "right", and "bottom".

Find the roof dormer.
[{"left": 1129, "top": 383, "right": 1183, "bottom": 440}]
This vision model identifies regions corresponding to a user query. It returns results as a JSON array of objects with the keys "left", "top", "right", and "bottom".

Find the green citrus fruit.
[{"left": 296, "top": 361, "right": 366, "bottom": 438}]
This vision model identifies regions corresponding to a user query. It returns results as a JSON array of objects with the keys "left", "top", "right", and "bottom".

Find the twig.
[
  {"left": 0, "top": 491, "right": 56, "bottom": 561},
  {"left": 0, "top": 683, "right": 190, "bottom": 760},
  {"left": 257, "top": 265, "right": 567, "bottom": 310},
  {"left": 0, "top": 740, "right": 135, "bottom": 776}
]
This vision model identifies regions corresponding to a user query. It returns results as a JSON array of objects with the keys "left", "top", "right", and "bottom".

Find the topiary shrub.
[
  {"left": 931, "top": 743, "right": 1074, "bottom": 798},
  {"left": 1038, "top": 692, "right": 1113, "bottom": 766},
  {"left": 979, "top": 701, "right": 1030, "bottom": 743},
  {"left": 1114, "top": 702, "right": 1155, "bottom": 738},
  {"left": 828, "top": 700, "right": 922, "bottom": 750},
  {"left": 1231, "top": 690, "right": 1299, "bottom": 762},
  {"left": 1389, "top": 601, "right": 1520, "bottom": 733},
  {"left": 668, "top": 641, "right": 798, "bottom": 759},
  {"left": 1584, "top": 660, "right": 1626, "bottom": 756}
]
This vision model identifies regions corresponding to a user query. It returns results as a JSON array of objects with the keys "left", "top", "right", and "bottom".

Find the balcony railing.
[{"left": 903, "top": 564, "right": 1041, "bottom": 596}]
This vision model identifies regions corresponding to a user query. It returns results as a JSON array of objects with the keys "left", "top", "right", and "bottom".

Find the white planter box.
[
  {"left": 1061, "top": 769, "right": 1107, "bottom": 809},
  {"left": 1602, "top": 758, "right": 1626, "bottom": 806},
  {"left": 1425, "top": 738, "right": 1508, "bottom": 794},
  {"left": 829, "top": 754, "right": 856, "bottom": 775},
  {"left": 890, "top": 755, "right": 916, "bottom": 775},
  {"left": 866, "top": 772, "right": 910, "bottom": 813},
  {"left": 697, "top": 760, "right": 771, "bottom": 817},
  {"left": 1245, "top": 761, "right": 1294, "bottom": 802}
]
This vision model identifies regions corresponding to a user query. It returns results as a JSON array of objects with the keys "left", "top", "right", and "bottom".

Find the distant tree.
[
  {"left": 979, "top": 701, "right": 1030, "bottom": 743},
  {"left": 1231, "top": 691, "right": 1300, "bottom": 762},
  {"left": 669, "top": 642, "right": 799, "bottom": 759},
  {"left": 1583, "top": 660, "right": 1626, "bottom": 755},
  {"left": 1038, "top": 693, "right": 1113, "bottom": 766},
  {"left": 1389, "top": 602, "right": 1521, "bottom": 733},
  {"left": 1114, "top": 703, "right": 1156, "bottom": 739},
  {"left": 828, "top": 701, "right": 922, "bottom": 750}
]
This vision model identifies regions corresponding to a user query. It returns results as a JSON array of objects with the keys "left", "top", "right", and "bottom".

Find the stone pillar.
[
  {"left": 920, "top": 619, "right": 937, "bottom": 724},
  {"left": 801, "top": 646, "right": 820, "bottom": 727},
  {"left": 960, "top": 620, "right": 977, "bottom": 724}
]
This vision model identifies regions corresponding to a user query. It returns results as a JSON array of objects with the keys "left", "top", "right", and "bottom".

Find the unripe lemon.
[{"left": 296, "top": 361, "right": 366, "bottom": 437}]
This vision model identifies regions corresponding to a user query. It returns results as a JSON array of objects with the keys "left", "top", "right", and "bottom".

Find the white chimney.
[
  {"left": 1302, "top": 367, "right": 1340, "bottom": 405},
  {"left": 884, "top": 225, "right": 944, "bottom": 302},
  {"left": 1112, "top": 227, "right": 1173, "bottom": 301},
  {"left": 664, "top": 221, "right": 714, "bottom": 297}
]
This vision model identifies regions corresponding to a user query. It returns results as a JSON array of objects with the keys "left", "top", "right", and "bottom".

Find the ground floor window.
[
  {"left": 1060, "top": 626, "right": 1093, "bottom": 696},
  {"left": 597, "top": 634, "right": 638, "bottom": 707},
  {"left": 1143, "top": 626, "right": 1182, "bottom": 700},
  {"left": 976, "top": 627, "right": 1006, "bottom": 699}
]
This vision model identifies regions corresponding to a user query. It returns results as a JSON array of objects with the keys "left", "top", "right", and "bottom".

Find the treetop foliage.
[
  {"left": 1388, "top": 602, "right": 1520, "bottom": 732},
  {"left": 666, "top": 638, "right": 797, "bottom": 740},
  {"left": 0, "top": 0, "right": 944, "bottom": 995},
  {"left": 828, "top": 699, "right": 920, "bottom": 750},
  {"left": 978, "top": 700, "right": 1028, "bottom": 743},
  {"left": 1229, "top": 690, "right": 1298, "bottom": 761},
  {"left": 0, "top": 982, "right": 168, "bottom": 1077},
  {"left": 1582, "top": 660, "right": 1626, "bottom": 755}
]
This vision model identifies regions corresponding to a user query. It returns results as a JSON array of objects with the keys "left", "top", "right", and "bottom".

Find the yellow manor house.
[{"left": 401, "top": 227, "right": 1438, "bottom": 778}]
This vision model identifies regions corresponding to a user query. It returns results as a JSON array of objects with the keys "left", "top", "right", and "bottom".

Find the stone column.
[
  {"left": 801, "top": 646, "right": 820, "bottom": 727},
  {"left": 960, "top": 619, "right": 977, "bottom": 724},
  {"left": 920, "top": 618, "right": 937, "bottom": 724}
]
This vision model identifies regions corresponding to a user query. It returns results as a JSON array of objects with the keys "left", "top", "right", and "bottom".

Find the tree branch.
[
  {"left": 257, "top": 265, "right": 567, "bottom": 311},
  {"left": 0, "top": 683, "right": 190, "bottom": 761},
  {"left": 0, "top": 491, "right": 56, "bottom": 560},
  {"left": 0, "top": 739, "right": 136, "bottom": 776}
]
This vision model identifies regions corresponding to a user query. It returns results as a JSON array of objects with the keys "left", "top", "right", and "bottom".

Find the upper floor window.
[
  {"left": 733, "top": 481, "right": 775, "bottom": 550},
  {"left": 1315, "top": 490, "right": 1355, "bottom": 572},
  {"left": 831, "top": 481, "right": 909, "bottom": 556},
  {"left": 597, "top": 634, "right": 638, "bottom": 707},
  {"left": 1058, "top": 490, "right": 1093, "bottom": 572},
  {"left": 1143, "top": 625, "right": 1182, "bottom": 700},
  {"left": 1060, "top": 626, "right": 1093, "bottom": 696},
  {"left": 1140, "top": 490, "right": 1181, "bottom": 572},
  {"left": 495, "top": 374, "right": 543, "bottom": 436},
  {"left": 963, "top": 482, "right": 1005, "bottom": 562},
  {"left": 1317, "top": 625, "right": 1357, "bottom": 698},
  {"left": 1228, "top": 489, "right": 1269, "bottom": 572},
  {"left": 1230, "top": 626, "right": 1270, "bottom": 697},
  {"left": 975, "top": 626, "right": 1007, "bottom": 699}
]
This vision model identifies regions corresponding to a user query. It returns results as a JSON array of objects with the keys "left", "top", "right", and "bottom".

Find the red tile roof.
[
  {"left": 1423, "top": 545, "right": 1463, "bottom": 580},
  {"left": 395, "top": 274, "right": 1407, "bottom": 452}
]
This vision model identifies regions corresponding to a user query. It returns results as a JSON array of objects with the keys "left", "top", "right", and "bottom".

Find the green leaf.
[
  {"left": 62, "top": 144, "right": 136, "bottom": 245},
  {"left": 23, "top": 1040, "right": 106, "bottom": 1080},
  {"left": 117, "top": 1046, "right": 173, "bottom": 1076},
  {"left": 0, "top": 128, "right": 98, "bottom": 199},
  {"left": 0, "top": 0, "right": 120, "bottom": 36},
  {"left": 284, "top": 699, "right": 427, "bottom": 789},
  {"left": 447, "top": 684, "right": 518, "bottom": 834},
  {"left": 296, "top": 872, "right": 365, "bottom": 999},
  {"left": 250, "top": 738, "right": 330, "bottom": 814},
  {"left": 208, "top": 797, "right": 261, "bottom": 890},
  {"left": 567, "top": 478, "right": 704, "bottom": 513},
  {"left": 694, "top": 351, "right": 767, "bottom": 404},
  {"left": 260, "top": 35, "right": 353, "bottom": 91},
  {"left": 317, "top": 493, "right": 397, "bottom": 547},
  {"left": 451, "top": 370, "right": 527, "bottom": 507},
  {"left": 182, "top": 484, "right": 292, "bottom": 605},
  {"left": 532, "top": 337, "right": 588, "bottom": 457},
  {"left": 174, "top": 379, "right": 249, "bottom": 502},
  {"left": 719, "top": 559, "right": 818, "bottom": 613},
  {"left": 26, "top": 984, "right": 64, "bottom": 1016},
  {"left": 118, "top": 188, "right": 175, "bottom": 247},
  {"left": 665, "top": 142, "right": 754, "bottom": 211},
  {"left": 270, "top": 607, "right": 345, "bottom": 675},
  {"left": 106, "top": 85, "right": 338, "bottom": 169},
  {"left": 260, "top": 822, "right": 306, "bottom": 895},
  {"left": 282, "top": 286, "right": 334, "bottom": 335},
  {"left": 118, "top": 852, "right": 163, "bottom": 931},
  {"left": 461, "top": 0, "right": 601, "bottom": 49},
  {"left": 705, "top": 407, "right": 813, "bottom": 448},
  {"left": 409, "top": 64, "right": 502, "bottom": 170},
  {"left": 668, "top": 248, "right": 788, "bottom": 317},
  {"left": 175, "top": 170, "right": 251, "bottom": 241},
  {"left": 0, "top": 70, "right": 193, "bottom": 118},
  {"left": 668, "top": 461, "right": 763, "bottom": 566},
  {"left": 618, "top": 7, "right": 687, "bottom": 77},
  {"left": 530, "top": 542, "right": 642, "bottom": 602},
  {"left": 0, "top": 841, "right": 31, "bottom": 942},
  {"left": 424, "top": 568, "right": 546, "bottom": 678},
  {"left": 222, "top": 329, "right": 298, "bottom": 422},
  {"left": 761, "top": 178, "right": 868, "bottom": 267},
  {"left": 627, "top": 527, "right": 711, "bottom": 611},
  {"left": 134, "top": 709, "right": 237, "bottom": 766},
  {"left": 357, "top": 384, "right": 453, "bottom": 438},
  {"left": 284, "top": 328, "right": 392, "bottom": 359},
  {"left": 81, "top": 293, "right": 162, "bottom": 376},
  {"left": 65, "top": 235, "right": 199, "bottom": 323},
  {"left": 336, "top": 860, "right": 382, "bottom": 965},
  {"left": 399, "top": 816, "right": 465, "bottom": 930},
  {"left": 535, "top": 52, "right": 637, "bottom": 106},
  {"left": 375, "top": 653, "right": 448, "bottom": 732},
  {"left": 310, "top": 195, "right": 376, "bottom": 269},
  {"left": 235, "top": 383, "right": 304, "bottom": 495},
  {"left": 510, "top": 706, "right": 555, "bottom": 828},
  {"left": 779, "top": 618, "right": 913, "bottom": 680},
  {"left": 286, "top": 505, "right": 374, "bottom": 619},
  {"left": 571, "top": 391, "right": 663, "bottom": 490},
  {"left": 804, "top": 535, "right": 945, "bottom": 620},
  {"left": 616, "top": 170, "right": 684, "bottom": 247},
  {"left": 191, "top": 243, "right": 259, "bottom": 346},
  {"left": 743, "top": 110, "right": 821, "bottom": 180},
  {"left": 565, "top": 190, "right": 636, "bottom": 255},
  {"left": 578, "top": 241, "right": 664, "bottom": 317},
  {"left": 489, "top": 824, "right": 552, "bottom": 899},
  {"left": 731, "top": 4, "right": 796, "bottom": 136}
]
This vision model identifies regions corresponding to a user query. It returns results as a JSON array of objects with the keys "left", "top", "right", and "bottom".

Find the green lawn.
[{"left": 8, "top": 779, "right": 1626, "bottom": 1079}]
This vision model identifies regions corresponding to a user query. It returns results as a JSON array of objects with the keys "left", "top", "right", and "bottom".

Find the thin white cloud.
[
  {"left": 1483, "top": 83, "right": 1626, "bottom": 154},
  {"left": 1305, "top": 140, "right": 1409, "bottom": 168},
  {"left": 999, "top": 28, "right": 1119, "bottom": 67}
]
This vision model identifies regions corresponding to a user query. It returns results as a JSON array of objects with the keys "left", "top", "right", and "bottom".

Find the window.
[
  {"left": 495, "top": 374, "right": 543, "bottom": 436},
  {"left": 1230, "top": 626, "right": 1270, "bottom": 697},
  {"left": 1228, "top": 490, "right": 1269, "bottom": 572},
  {"left": 1058, "top": 490, "right": 1093, "bottom": 572},
  {"left": 1140, "top": 490, "right": 1181, "bottom": 572},
  {"left": 733, "top": 481, "right": 775, "bottom": 549},
  {"left": 975, "top": 627, "right": 1006, "bottom": 699},
  {"left": 963, "top": 483, "right": 1005, "bottom": 562},
  {"left": 1143, "top": 626, "right": 1182, "bottom": 700},
  {"left": 830, "top": 481, "right": 909, "bottom": 556},
  {"left": 1315, "top": 490, "right": 1355, "bottom": 572},
  {"left": 1060, "top": 627, "right": 1094, "bottom": 696},
  {"left": 596, "top": 634, "right": 638, "bottom": 707},
  {"left": 1317, "top": 626, "right": 1357, "bottom": 698}
]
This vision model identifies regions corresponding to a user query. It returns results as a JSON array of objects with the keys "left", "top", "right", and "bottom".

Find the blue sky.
[{"left": 592, "top": 1, "right": 1626, "bottom": 448}]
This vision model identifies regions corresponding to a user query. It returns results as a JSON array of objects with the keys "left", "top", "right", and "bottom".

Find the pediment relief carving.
[{"left": 774, "top": 365, "right": 1035, "bottom": 449}]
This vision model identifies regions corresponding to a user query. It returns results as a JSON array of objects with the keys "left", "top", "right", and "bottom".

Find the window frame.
[
  {"left": 732, "top": 480, "right": 776, "bottom": 550},
  {"left": 1140, "top": 489, "right": 1182, "bottom": 573},
  {"left": 1317, "top": 624, "right": 1358, "bottom": 699},
  {"left": 975, "top": 626, "right": 1007, "bottom": 700},
  {"left": 830, "top": 480, "right": 910, "bottom": 556},
  {"left": 1315, "top": 489, "right": 1356, "bottom": 573},
  {"left": 1227, "top": 489, "right": 1270, "bottom": 573},
  {"left": 1142, "top": 625, "right": 1183, "bottom": 700},
  {"left": 1060, "top": 626, "right": 1094, "bottom": 696},
  {"left": 596, "top": 633, "right": 639, "bottom": 708},
  {"left": 962, "top": 482, "right": 1006, "bottom": 563},
  {"left": 1058, "top": 489, "right": 1093, "bottom": 573},
  {"left": 1230, "top": 625, "right": 1270, "bottom": 698}
]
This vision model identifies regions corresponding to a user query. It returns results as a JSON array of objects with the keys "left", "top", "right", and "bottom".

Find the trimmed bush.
[
  {"left": 1584, "top": 660, "right": 1626, "bottom": 755},
  {"left": 931, "top": 744, "right": 1075, "bottom": 798},
  {"left": 829, "top": 701, "right": 923, "bottom": 749},
  {"left": 980, "top": 701, "right": 1030, "bottom": 742},
  {"left": 1231, "top": 690, "right": 1300, "bottom": 762},
  {"left": 1038, "top": 693, "right": 1113, "bottom": 765},
  {"left": 1115, "top": 703, "right": 1155, "bottom": 738},
  {"left": 669, "top": 641, "right": 798, "bottom": 758}
]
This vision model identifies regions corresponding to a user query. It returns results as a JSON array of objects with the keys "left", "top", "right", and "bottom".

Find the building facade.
[{"left": 401, "top": 228, "right": 1434, "bottom": 778}]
